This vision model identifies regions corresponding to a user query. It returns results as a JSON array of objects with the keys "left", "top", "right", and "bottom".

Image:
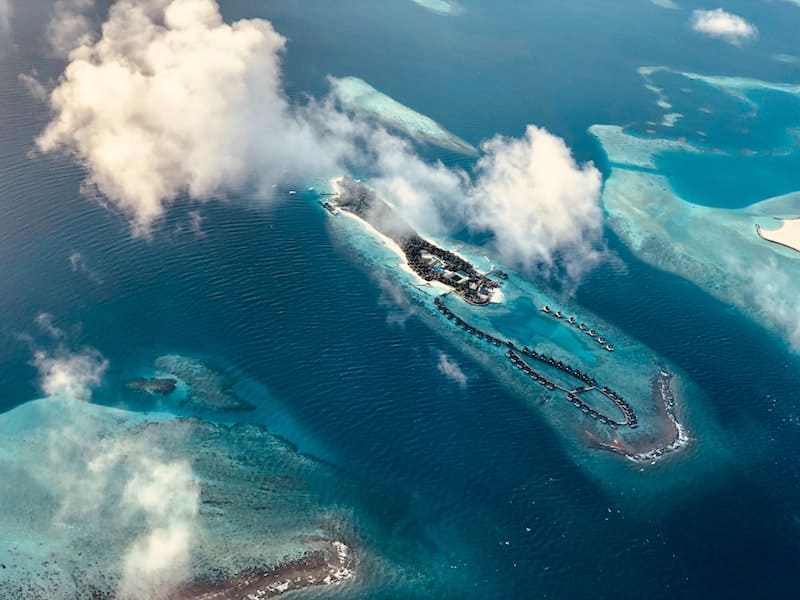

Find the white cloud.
[
  {"left": 188, "top": 209, "right": 204, "bottom": 236},
  {"left": 464, "top": 126, "right": 604, "bottom": 282},
  {"left": 26, "top": 316, "right": 200, "bottom": 598},
  {"left": 650, "top": 0, "right": 679, "bottom": 9},
  {"left": 30, "top": 313, "right": 108, "bottom": 401},
  {"left": 69, "top": 250, "right": 104, "bottom": 283},
  {"left": 0, "top": 0, "right": 11, "bottom": 41},
  {"left": 365, "top": 127, "right": 465, "bottom": 236},
  {"left": 690, "top": 9, "right": 758, "bottom": 45},
  {"left": 39, "top": 0, "right": 605, "bottom": 284},
  {"left": 118, "top": 456, "right": 199, "bottom": 599},
  {"left": 376, "top": 272, "right": 417, "bottom": 326},
  {"left": 363, "top": 126, "right": 605, "bottom": 283},
  {"left": 19, "top": 72, "right": 48, "bottom": 101},
  {"left": 437, "top": 352, "right": 467, "bottom": 387},
  {"left": 47, "top": 0, "right": 95, "bottom": 57},
  {"left": 742, "top": 258, "right": 800, "bottom": 352},
  {"left": 37, "top": 0, "right": 346, "bottom": 236},
  {"left": 772, "top": 53, "right": 800, "bottom": 64},
  {"left": 45, "top": 417, "right": 200, "bottom": 599}
]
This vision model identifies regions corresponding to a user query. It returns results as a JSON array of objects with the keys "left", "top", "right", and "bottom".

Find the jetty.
[
  {"left": 434, "top": 295, "right": 638, "bottom": 429},
  {"left": 319, "top": 200, "right": 339, "bottom": 215},
  {"left": 539, "top": 305, "right": 615, "bottom": 352}
]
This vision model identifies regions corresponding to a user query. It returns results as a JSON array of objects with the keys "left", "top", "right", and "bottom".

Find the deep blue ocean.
[{"left": 3, "top": 0, "right": 800, "bottom": 598}]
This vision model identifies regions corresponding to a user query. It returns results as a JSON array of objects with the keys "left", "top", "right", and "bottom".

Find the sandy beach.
[
  {"left": 756, "top": 217, "right": 800, "bottom": 253},
  {"left": 329, "top": 177, "right": 463, "bottom": 296}
]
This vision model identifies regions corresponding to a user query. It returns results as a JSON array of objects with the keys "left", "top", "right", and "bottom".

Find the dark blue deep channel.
[{"left": 2, "top": 0, "right": 800, "bottom": 598}]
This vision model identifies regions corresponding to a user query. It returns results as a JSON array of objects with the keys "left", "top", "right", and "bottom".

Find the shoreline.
[
  {"left": 328, "top": 177, "right": 494, "bottom": 300},
  {"left": 584, "top": 369, "right": 689, "bottom": 464}
]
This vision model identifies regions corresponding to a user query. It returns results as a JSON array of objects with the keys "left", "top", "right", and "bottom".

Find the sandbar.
[{"left": 756, "top": 217, "right": 800, "bottom": 253}]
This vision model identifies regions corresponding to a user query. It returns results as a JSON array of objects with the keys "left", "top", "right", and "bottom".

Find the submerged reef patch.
[
  {"left": 126, "top": 377, "right": 178, "bottom": 395},
  {"left": 0, "top": 394, "right": 469, "bottom": 599},
  {"left": 590, "top": 68, "right": 800, "bottom": 351},
  {"left": 152, "top": 354, "right": 255, "bottom": 412},
  {"left": 331, "top": 76, "right": 476, "bottom": 155},
  {"left": 0, "top": 397, "right": 362, "bottom": 599}
]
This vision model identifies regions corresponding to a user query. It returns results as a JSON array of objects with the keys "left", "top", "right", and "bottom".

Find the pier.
[
  {"left": 538, "top": 305, "right": 615, "bottom": 352},
  {"left": 433, "top": 295, "right": 638, "bottom": 429}
]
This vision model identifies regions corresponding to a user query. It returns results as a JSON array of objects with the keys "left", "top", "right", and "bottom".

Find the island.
[
  {"left": 179, "top": 538, "right": 354, "bottom": 599},
  {"left": 324, "top": 177, "right": 689, "bottom": 463},
  {"left": 333, "top": 176, "right": 499, "bottom": 305}
]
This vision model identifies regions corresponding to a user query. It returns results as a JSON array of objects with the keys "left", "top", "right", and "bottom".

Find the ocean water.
[{"left": 2, "top": 0, "right": 800, "bottom": 598}]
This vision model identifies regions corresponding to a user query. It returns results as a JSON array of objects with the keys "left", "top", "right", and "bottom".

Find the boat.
[
  {"left": 567, "top": 316, "right": 576, "bottom": 324},
  {"left": 555, "top": 311, "right": 563, "bottom": 319},
  {"left": 578, "top": 323, "right": 586, "bottom": 330},
  {"left": 540, "top": 305, "right": 551, "bottom": 313},
  {"left": 588, "top": 330, "right": 597, "bottom": 337},
  {"left": 605, "top": 344, "right": 615, "bottom": 352},
  {"left": 597, "top": 337, "right": 606, "bottom": 345}
]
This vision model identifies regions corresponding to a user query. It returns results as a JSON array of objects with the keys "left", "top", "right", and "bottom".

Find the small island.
[
  {"left": 324, "top": 177, "right": 688, "bottom": 463},
  {"left": 125, "top": 355, "right": 255, "bottom": 413},
  {"left": 179, "top": 538, "right": 354, "bottom": 599},
  {"left": 333, "top": 176, "right": 500, "bottom": 305},
  {"left": 155, "top": 355, "right": 255, "bottom": 413}
]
